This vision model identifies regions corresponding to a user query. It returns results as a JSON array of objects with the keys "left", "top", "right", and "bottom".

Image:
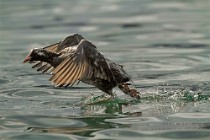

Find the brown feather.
[
  {"left": 65, "top": 63, "right": 81, "bottom": 85},
  {"left": 68, "top": 66, "right": 80, "bottom": 86},
  {"left": 50, "top": 58, "right": 70, "bottom": 81},
  {"left": 56, "top": 62, "right": 77, "bottom": 86},
  {"left": 71, "top": 62, "right": 87, "bottom": 86},
  {"left": 44, "top": 42, "right": 60, "bottom": 52},
  {"left": 86, "top": 65, "right": 93, "bottom": 78},
  {"left": 81, "top": 62, "right": 88, "bottom": 78},
  {"left": 77, "top": 63, "right": 85, "bottom": 80},
  {"left": 53, "top": 62, "right": 73, "bottom": 86},
  {"left": 51, "top": 59, "right": 67, "bottom": 74},
  {"left": 52, "top": 61, "right": 73, "bottom": 85},
  {"left": 65, "top": 62, "right": 80, "bottom": 83}
]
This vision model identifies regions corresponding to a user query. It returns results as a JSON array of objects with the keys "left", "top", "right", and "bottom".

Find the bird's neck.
[{"left": 39, "top": 51, "right": 59, "bottom": 67}]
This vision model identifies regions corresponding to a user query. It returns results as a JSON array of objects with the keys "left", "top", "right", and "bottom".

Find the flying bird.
[{"left": 23, "top": 34, "right": 140, "bottom": 99}]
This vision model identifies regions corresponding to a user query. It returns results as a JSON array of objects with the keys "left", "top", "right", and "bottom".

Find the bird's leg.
[{"left": 118, "top": 82, "right": 140, "bottom": 99}]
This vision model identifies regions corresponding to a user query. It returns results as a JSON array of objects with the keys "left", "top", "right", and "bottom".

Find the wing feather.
[
  {"left": 43, "top": 65, "right": 54, "bottom": 73},
  {"left": 49, "top": 58, "right": 71, "bottom": 81},
  {"left": 53, "top": 62, "right": 73, "bottom": 86},
  {"left": 49, "top": 39, "right": 114, "bottom": 87},
  {"left": 56, "top": 62, "right": 78, "bottom": 86},
  {"left": 64, "top": 66, "right": 81, "bottom": 87},
  {"left": 37, "top": 63, "right": 48, "bottom": 72},
  {"left": 43, "top": 42, "right": 60, "bottom": 53},
  {"left": 31, "top": 34, "right": 84, "bottom": 73},
  {"left": 51, "top": 57, "right": 71, "bottom": 75},
  {"left": 32, "top": 62, "right": 43, "bottom": 69},
  {"left": 68, "top": 66, "right": 80, "bottom": 86},
  {"left": 60, "top": 62, "right": 79, "bottom": 86}
]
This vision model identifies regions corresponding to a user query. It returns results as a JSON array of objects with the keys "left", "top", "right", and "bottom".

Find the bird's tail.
[{"left": 118, "top": 82, "right": 140, "bottom": 99}]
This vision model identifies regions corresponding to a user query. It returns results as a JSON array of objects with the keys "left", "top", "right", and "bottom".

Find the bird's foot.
[{"left": 118, "top": 83, "right": 141, "bottom": 100}]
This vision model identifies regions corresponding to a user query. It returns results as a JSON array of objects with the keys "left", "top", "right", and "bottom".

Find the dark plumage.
[{"left": 23, "top": 34, "right": 140, "bottom": 99}]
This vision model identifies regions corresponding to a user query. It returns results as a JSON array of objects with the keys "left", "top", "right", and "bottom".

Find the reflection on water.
[{"left": 0, "top": 0, "right": 210, "bottom": 139}]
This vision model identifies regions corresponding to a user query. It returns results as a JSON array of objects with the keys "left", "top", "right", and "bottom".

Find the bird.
[{"left": 23, "top": 34, "right": 140, "bottom": 99}]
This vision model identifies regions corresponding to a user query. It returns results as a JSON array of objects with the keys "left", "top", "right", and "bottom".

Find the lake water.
[{"left": 0, "top": 0, "right": 210, "bottom": 139}]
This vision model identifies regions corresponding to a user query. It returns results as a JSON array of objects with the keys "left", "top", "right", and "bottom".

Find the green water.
[{"left": 0, "top": 0, "right": 210, "bottom": 139}]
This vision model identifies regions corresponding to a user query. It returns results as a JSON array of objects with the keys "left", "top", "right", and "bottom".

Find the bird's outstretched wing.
[
  {"left": 32, "top": 34, "right": 84, "bottom": 73},
  {"left": 49, "top": 39, "right": 114, "bottom": 87}
]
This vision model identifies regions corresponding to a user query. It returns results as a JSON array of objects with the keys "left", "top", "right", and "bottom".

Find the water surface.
[{"left": 0, "top": 0, "right": 210, "bottom": 139}]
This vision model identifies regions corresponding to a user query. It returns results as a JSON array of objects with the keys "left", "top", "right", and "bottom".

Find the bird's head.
[{"left": 23, "top": 48, "right": 48, "bottom": 63}]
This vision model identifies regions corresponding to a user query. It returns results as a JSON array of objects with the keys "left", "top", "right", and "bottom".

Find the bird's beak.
[
  {"left": 23, "top": 50, "right": 33, "bottom": 63},
  {"left": 23, "top": 55, "right": 31, "bottom": 63}
]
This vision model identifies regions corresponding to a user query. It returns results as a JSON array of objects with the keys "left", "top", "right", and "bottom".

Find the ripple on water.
[
  {"left": 92, "top": 129, "right": 210, "bottom": 140},
  {"left": 151, "top": 43, "right": 207, "bottom": 48},
  {"left": 0, "top": 78, "right": 9, "bottom": 85},
  {"left": 30, "top": 117, "right": 87, "bottom": 128},
  {"left": 159, "top": 130, "right": 210, "bottom": 140},
  {"left": 4, "top": 89, "right": 55, "bottom": 98},
  {"left": 105, "top": 117, "right": 162, "bottom": 125},
  {"left": 6, "top": 115, "right": 87, "bottom": 128},
  {"left": 169, "top": 113, "right": 210, "bottom": 119},
  {"left": 0, "top": 131, "right": 84, "bottom": 140}
]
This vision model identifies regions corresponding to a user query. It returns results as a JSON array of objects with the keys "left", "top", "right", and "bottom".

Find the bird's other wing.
[
  {"left": 32, "top": 34, "right": 85, "bottom": 73},
  {"left": 49, "top": 39, "right": 114, "bottom": 87},
  {"left": 43, "top": 33, "right": 84, "bottom": 53},
  {"left": 43, "top": 42, "right": 61, "bottom": 53}
]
